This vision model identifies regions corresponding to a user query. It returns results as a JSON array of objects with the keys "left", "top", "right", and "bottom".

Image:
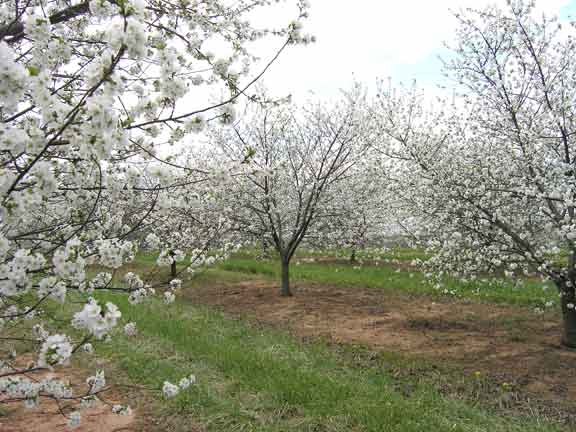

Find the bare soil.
[
  {"left": 186, "top": 278, "right": 576, "bottom": 414},
  {"left": 0, "top": 356, "right": 142, "bottom": 432}
]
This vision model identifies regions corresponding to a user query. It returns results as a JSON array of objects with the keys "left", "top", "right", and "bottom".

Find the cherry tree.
[
  {"left": 215, "top": 91, "right": 368, "bottom": 296},
  {"left": 375, "top": 0, "right": 576, "bottom": 347},
  {"left": 311, "top": 159, "right": 393, "bottom": 262},
  {"left": 0, "top": 0, "right": 310, "bottom": 425},
  {"left": 212, "top": 94, "right": 370, "bottom": 296},
  {"left": 147, "top": 163, "right": 242, "bottom": 276}
]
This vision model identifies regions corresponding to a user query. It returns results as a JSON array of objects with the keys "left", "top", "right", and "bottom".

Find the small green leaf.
[{"left": 27, "top": 65, "right": 40, "bottom": 76}]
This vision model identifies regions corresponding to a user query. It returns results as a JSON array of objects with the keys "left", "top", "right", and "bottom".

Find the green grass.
[
  {"left": 90, "top": 292, "right": 565, "bottom": 432},
  {"left": 218, "top": 256, "right": 557, "bottom": 309},
  {"left": 250, "top": 246, "right": 431, "bottom": 262}
]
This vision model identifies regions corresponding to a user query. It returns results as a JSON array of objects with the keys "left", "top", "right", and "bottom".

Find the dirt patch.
[
  {"left": 186, "top": 278, "right": 576, "bottom": 415},
  {"left": 404, "top": 317, "right": 481, "bottom": 332},
  {"left": 0, "top": 357, "right": 141, "bottom": 432}
]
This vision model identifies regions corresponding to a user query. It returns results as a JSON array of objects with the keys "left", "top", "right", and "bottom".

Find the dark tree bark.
[
  {"left": 555, "top": 280, "right": 576, "bottom": 348},
  {"left": 350, "top": 249, "right": 356, "bottom": 263},
  {"left": 1, "top": 2, "right": 91, "bottom": 43},
  {"left": 280, "top": 257, "right": 292, "bottom": 297},
  {"left": 169, "top": 250, "right": 177, "bottom": 278}
]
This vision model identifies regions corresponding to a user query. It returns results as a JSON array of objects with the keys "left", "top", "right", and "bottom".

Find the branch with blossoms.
[{"left": 0, "top": 0, "right": 313, "bottom": 426}]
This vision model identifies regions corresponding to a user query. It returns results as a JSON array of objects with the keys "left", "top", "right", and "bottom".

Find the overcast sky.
[{"left": 251, "top": 0, "right": 576, "bottom": 100}]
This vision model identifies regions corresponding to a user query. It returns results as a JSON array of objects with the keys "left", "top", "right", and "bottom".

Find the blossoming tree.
[
  {"left": 310, "top": 158, "right": 393, "bottom": 262},
  {"left": 0, "top": 0, "right": 310, "bottom": 425},
  {"left": 375, "top": 0, "right": 576, "bottom": 347},
  {"left": 211, "top": 93, "right": 370, "bottom": 296}
]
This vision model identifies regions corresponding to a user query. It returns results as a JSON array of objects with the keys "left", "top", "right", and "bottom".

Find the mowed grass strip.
[{"left": 93, "top": 290, "right": 564, "bottom": 432}]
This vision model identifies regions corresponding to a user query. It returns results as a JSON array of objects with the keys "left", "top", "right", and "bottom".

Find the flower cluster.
[
  {"left": 72, "top": 298, "right": 122, "bottom": 339},
  {"left": 162, "top": 374, "right": 197, "bottom": 398},
  {"left": 38, "top": 334, "right": 73, "bottom": 368},
  {"left": 0, "top": 375, "right": 73, "bottom": 405}
]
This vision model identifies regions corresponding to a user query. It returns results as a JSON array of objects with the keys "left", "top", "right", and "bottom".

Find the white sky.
[{"left": 250, "top": 0, "right": 576, "bottom": 101}]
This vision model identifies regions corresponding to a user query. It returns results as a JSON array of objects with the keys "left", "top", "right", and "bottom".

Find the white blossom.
[
  {"left": 164, "top": 291, "right": 176, "bottom": 304},
  {"left": 72, "top": 298, "right": 121, "bottom": 339},
  {"left": 38, "top": 335, "right": 73, "bottom": 368},
  {"left": 162, "top": 381, "right": 179, "bottom": 398},
  {"left": 86, "top": 370, "right": 106, "bottom": 394},
  {"left": 68, "top": 411, "right": 81, "bottom": 429},
  {"left": 124, "top": 322, "right": 138, "bottom": 337}
]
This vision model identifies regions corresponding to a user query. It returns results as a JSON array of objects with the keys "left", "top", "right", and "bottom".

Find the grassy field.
[{"left": 27, "top": 249, "right": 570, "bottom": 431}]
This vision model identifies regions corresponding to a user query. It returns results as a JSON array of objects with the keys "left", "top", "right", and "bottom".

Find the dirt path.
[{"left": 186, "top": 279, "right": 576, "bottom": 409}]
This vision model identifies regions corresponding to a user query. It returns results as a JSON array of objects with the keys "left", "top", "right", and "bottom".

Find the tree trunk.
[
  {"left": 561, "top": 294, "right": 576, "bottom": 348},
  {"left": 556, "top": 280, "right": 576, "bottom": 348},
  {"left": 280, "top": 258, "right": 292, "bottom": 297},
  {"left": 260, "top": 237, "right": 270, "bottom": 260},
  {"left": 350, "top": 249, "right": 356, "bottom": 263},
  {"left": 170, "top": 251, "right": 177, "bottom": 278}
]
